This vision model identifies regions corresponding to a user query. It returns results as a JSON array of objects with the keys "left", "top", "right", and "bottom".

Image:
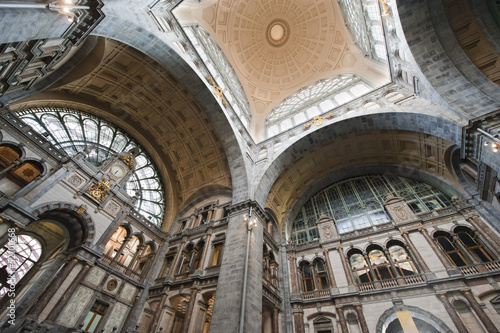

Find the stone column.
[
  {"left": 26, "top": 258, "right": 79, "bottom": 317},
  {"left": 462, "top": 290, "right": 500, "bottom": 333},
  {"left": 401, "top": 231, "right": 431, "bottom": 273},
  {"left": 337, "top": 247, "right": 355, "bottom": 286},
  {"left": 200, "top": 233, "right": 212, "bottom": 269},
  {"left": 149, "top": 293, "right": 167, "bottom": 333},
  {"left": 289, "top": 255, "right": 299, "bottom": 294},
  {"left": 170, "top": 239, "right": 187, "bottom": 275},
  {"left": 272, "top": 307, "right": 279, "bottom": 333},
  {"left": 292, "top": 311, "right": 305, "bottom": 333},
  {"left": 419, "top": 227, "right": 455, "bottom": 270},
  {"left": 384, "top": 250, "right": 401, "bottom": 278},
  {"left": 44, "top": 262, "right": 91, "bottom": 322},
  {"left": 355, "top": 305, "right": 369, "bottom": 333},
  {"left": 437, "top": 294, "right": 468, "bottom": 333},
  {"left": 0, "top": 159, "right": 21, "bottom": 177},
  {"left": 111, "top": 236, "right": 131, "bottom": 259},
  {"left": 363, "top": 254, "right": 378, "bottom": 283},
  {"left": 128, "top": 244, "right": 144, "bottom": 270},
  {"left": 323, "top": 250, "right": 337, "bottom": 288},
  {"left": 180, "top": 288, "right": 199, "bottom": 333},
  {"left": 210, "top": 202, "right": 263, "bottom": 333},
  {"left": 336, "top": 307, "right": 348, "bottom": 333}
]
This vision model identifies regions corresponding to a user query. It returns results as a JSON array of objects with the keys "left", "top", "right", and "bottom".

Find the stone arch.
[
  {"left": 29, "top": 201, "right": 96, "bottom": 248},
  {"left": 89, "top": 12, "right": 249, "bottom": 204},
  {"left": 376, "top": 304, "right": 454, "bottom": 333}
]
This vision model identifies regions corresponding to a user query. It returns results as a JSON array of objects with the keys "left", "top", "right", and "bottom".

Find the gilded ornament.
[
  {"left": 86, "top": 178, "right": 112, "bottom": 202},
  {"left": 208, "top": 77, "right": 228, "bottom": 106},
  {"left": 120, "top": 156, "right": 134, "bottom": 168},
  {"left": 303, "top": 114, "right": 334, "bottom": 129}
]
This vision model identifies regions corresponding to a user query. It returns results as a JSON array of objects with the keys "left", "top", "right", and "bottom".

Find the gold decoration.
[
  {"left": 86, "top": 178, "right": 112, "bottom": 202},
  {"left": 208, "top": 77, "right": 228, "bottom": 106},
  {"left": 76, "top": 207, "right": 86, "bottom": 215},
  {"left": 120, "top": 156, "right": 134, "bottom": 168},
  {"left": 303, "top": 113, "right": 334, "bottom": 129},
  {"left": 381, "top": 0, "right": 389, "bottom": 15}
]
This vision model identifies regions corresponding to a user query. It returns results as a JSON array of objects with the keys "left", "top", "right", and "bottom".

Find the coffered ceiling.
[{"left": 174, "top": 0, "right": 390, "bottom": 138}]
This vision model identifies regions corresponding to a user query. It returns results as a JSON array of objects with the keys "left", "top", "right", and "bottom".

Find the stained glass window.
[
  {"left": 17, "top": 107, "right": 165, "bottom": 226},
  {"left": 291, "top": 175, "right": 452, "bottom": 243}
]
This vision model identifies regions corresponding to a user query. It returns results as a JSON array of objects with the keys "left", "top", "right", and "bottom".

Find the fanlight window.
[
  {"left": 291, "top": 175, "right": 452, "bottom": 243},
  {"left": 0, "top": 235, "right": 42, "bottom": 297},
  {"left": 17, "top": 107, "right": 165, "bottom": 226}
]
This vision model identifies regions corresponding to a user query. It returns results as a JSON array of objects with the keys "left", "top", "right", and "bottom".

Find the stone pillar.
[
  {"left": 272, "top": 307, "right": 279, "bottom": 333},
  {"left": 128, "top": 244, "right": 144, "bottom": 270},
  {"left": 401, "top": 231, "right": 431, "bottom": 273},
  {"left": 355, "top": 305, "right": 369, "bottom": 333},
  {"left": 292, "top": 311, "right": 305, "bottom": 333},
  {"left": 384, "top": 249, "right": 401, "bottom": 278},
  {"left": 200, "top": 233, "right": 212, "bottom": 269},
  {"left": 437, "top": 294, "right": 468, "bottom": 333},
  {"left": 44, "top": 262, "right": 91, "bottom": 322},
  {"left": 337, "top": 247, "right": 355, "bottom": 286},
  {"left": 419, "top": 227, "right": 455, "bottom": 270},
  {"left": 26, "top": 258, "right": 79, "bottom": 317},
  {"left": 462, "top": 290, "right": 500, "bottom": 333},
  {"left": 363, "top": 254, "right": 378, "bottom": 283},
  {"left": 323, "top": 250, "right": 337, "bottom": 288},
  {"left": 210, "top": 202, "right": 263, "bottom": 333},
  {"left": 112, "top": 236, "right": 131, "bottom": 259},
  {"left": 149, "top": 293, "right": 167, "bottom": 333},
  {"left": 289, "top": 255, "right": 299, "bottom": 294},
  {"left": 336, "top": 307, "right": 348, "bottom": 333},
  {"left": 0, "top": 159, "right": 20, "bottom": 177},
  {"left": 170, "top": 239, "right": 187, "bottom": 275},
  {"left": 180, "top": 288, "right": 199, "bottom": 333}
]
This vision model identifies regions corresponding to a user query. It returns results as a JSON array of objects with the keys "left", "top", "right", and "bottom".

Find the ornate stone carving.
[
  {"left": 322, "top": 224, "right": 333, "bottom": 239},
  {"left": 85, "top": 267, "right": 106, "bottom": 286},
  {"left": 393, "top": 205, "right": 408, "bottom": 220}
]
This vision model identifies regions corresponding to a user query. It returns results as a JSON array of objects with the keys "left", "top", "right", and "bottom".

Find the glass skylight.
[{"left": 17, "top": 107, "right": 165, "bottom": 226}]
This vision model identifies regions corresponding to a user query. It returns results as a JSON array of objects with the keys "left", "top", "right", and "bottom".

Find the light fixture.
[{"left": 484, "top": 141, "right": 489, "bottom": 146}]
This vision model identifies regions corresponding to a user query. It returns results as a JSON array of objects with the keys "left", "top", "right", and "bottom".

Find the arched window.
[
  {"left": 388, "top": 243, "right": 418, "bottom": 276},
  {"left": 313, "top": 258, "right": 329, "bottom": 290},
  {"left": 104, "top": 226, "right": 129, "bottom": 259},
  {"left": 368, "top": 248, "right": 394, "bottom": 280},
  {"left": 0, "top": 234, "right": 42, "bottom": 297},
  {"left": 456, "top": 228, "right": 494, "bottom": 263},
  {"left": 349, "top": 252, "right": 371, "bottom": 284},
  {"left": 0, "top": 144, "right": 21, "bottom": 169},
  {"left": 435, "top": 232, "right": 469, "bottom": 267},
  {"left": 17, "top": 107, "right": 165, "bottom": 226},
  {"left": 290, "top": 175, "right": 451, "bottom": 241},
  {"left": 300, "top": 262, "right": 314, "bottom": 292}
]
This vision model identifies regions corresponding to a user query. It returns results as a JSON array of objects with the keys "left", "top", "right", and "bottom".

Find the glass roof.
[{"left": 17, "top": 107, "right": 165, "bottom": 226}]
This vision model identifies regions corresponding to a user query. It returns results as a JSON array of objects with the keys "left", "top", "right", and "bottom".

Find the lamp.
[{"left": 0, "top": 1, "right": 90, "bottom": 22}]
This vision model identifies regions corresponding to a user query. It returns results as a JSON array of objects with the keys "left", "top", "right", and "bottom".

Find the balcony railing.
[
  {"left": 458, "top": 260, "right": 500, "bottom": 276},
  {"left": 356, "top": 274, "right": 425, "bottom": 292},
  {"left": 100, "top": 255, "right": 142, "bottom": 281},
  {"left": 302, "top": 289, "right": 331, "bottom": 300}
]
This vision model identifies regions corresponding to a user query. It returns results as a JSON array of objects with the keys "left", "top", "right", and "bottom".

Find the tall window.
[
  {"left": 300, "top": 262, "right": 314, "bottom": 292},
  {"left": 0, "top": 235, "right": 42, "bottom": 297},
  {"left": 368, "top": 248, "right": 394, "bottom": 280},
  {"left": 349, "top": 252, "right": 371, "bottom": 284},
  {"left": 17, "top": 107, "right": 165, "bottom": 226},
  {"left": 457, "top": 228, "right": 494, "bottom": 263},
  {"left": 313, "top": 259, "right": 330, "bottom": 290},
  {"left": 435, "top": 232, "right": 469, "bottom": 267},
  {"left": 388, "top": 243, "right": 418, "bottom": 276},
  {"left": 210, "top": 243, "right": 224, "bottom": 266},
  {"left": 82, "top": 301, "right": 109, "bottom": 333},
  {"left": 291, "top": 175, "right": 452, "bottom": 243}
]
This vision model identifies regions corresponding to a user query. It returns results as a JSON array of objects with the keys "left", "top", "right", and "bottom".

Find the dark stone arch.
[
  {"left": 257, "top": 112, "right": 464, "bottom": 208},
  {"left": 90, "top": 11, "right": 249, "bottom": 204},
  {"left": 281, "top": 163, "right": 468, "bottom": 241},
  {"left": 29, "top": 201, "right": 96, "bottom": 248}
]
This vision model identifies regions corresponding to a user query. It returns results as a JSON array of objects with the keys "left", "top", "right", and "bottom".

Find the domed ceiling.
[{"left": 174, "top": 0, "right": 390, "bottom": 139}]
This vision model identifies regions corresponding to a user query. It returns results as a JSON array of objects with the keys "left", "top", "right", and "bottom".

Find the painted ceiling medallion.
[{"left": 267, "top": 20, "right": 289, "bottom": 46}]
